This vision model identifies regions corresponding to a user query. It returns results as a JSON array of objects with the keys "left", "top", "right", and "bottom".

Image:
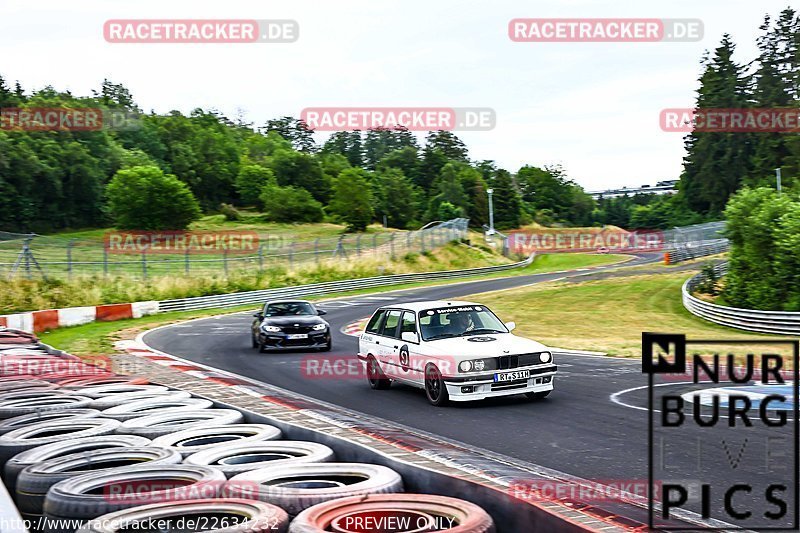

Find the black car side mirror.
[
  {"left": 254, "top": 312, "right": 263, "bottom": 319},
  {"left": 317, "top": 309, "right": 327, "bottom": 316}
]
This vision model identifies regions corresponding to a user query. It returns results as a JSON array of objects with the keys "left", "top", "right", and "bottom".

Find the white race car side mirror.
[{"left": 505, "top": 321, "right": 516, "bottom": 332}]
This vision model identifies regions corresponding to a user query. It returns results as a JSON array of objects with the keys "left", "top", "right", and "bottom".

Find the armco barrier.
[
  {"left": 157, "top": 254, "right": 534, "bottom": 313},
  {"left": 683, "top": 263, "right": 800, "bottom": 335},
  {"left": 0, "top": 256, "right": 533, "bottom": 333},
  {"left": 665, "top": 239, "right": 729, "bottom": 264}
]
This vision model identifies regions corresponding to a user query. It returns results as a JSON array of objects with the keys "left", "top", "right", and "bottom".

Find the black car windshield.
[
  {"left": 418, "top": 305, "right": 508, "bottom": 341},
  {"left": 265, "top": 302, "right": 316, "bottom": 317}
]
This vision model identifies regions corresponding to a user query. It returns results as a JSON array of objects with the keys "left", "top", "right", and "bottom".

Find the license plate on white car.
[
  {"left": 287, "top": 333, "right": 308, "bottom": 340},
  {"left": 493, "top": 370, "right": 530, "bottom": 382}
]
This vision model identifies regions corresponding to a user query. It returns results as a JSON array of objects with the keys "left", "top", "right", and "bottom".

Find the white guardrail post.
[{"left": 682, "top": 263, "right": 800, "bottom": 335}]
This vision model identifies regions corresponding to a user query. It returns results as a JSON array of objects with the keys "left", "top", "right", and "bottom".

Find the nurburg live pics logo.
[{"left": 642, "top": 332, "right": 799, "bottom": 530}]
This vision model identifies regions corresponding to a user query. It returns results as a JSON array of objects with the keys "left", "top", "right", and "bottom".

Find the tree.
[
  {"left": 92, "top": 79, "right": 137, "bottom": 109},
  {"left": 748, "top": 9, "right": 800, "bottom": 187},
  {"left": 680, "top": 35, "right": 752, "bottom": 215},
  {"left": 723, "top": 187, "right": 800, "bottom": 310},
  {"left": 329, "top": 168, "right": 374, "bottom": 231},
  {"left": 424, "top": 131, "right": 469, "bottom": 161},
  {"left": 490, "top": 169, "right": 522, "bottom": 228},
  {"left": 377, "top": 146, "right": 420, "bottom": 184},
  {"left": 436, "top": 201, "right": 462, "bottom": 221},
  {"left": 264, "top": 116, "right": 316, "bottom": 152},
  {"left": 259, "top": 184, "right": 324, "bottom": 223},
  {"left": 269, "top": 149, "right": 330, "bottom": 203},
  {"left": 373, "top": 168, "right": 420, "bottom": 229},
  {"left": 363, "top": 127, "right": 417, "bottom": 169},
  {"left": 106, "top": 166, "right": 201, "bottom": 230},
  {"left": 426, "top": 163, "right": 469, "bottom": 220},
  {"left": 235, "top": 163, "right": 275, "bottom": 206}
]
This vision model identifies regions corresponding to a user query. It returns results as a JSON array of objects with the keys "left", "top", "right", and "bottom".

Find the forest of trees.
[
  {"left": 0, "top": 8, "right": 796, "bottom": 235},
  {"left": 0, "top": 78, "right": 678, "bottom": 234},
  {"left": 680, "top": 8, "right": 800, "bottom": 213}
]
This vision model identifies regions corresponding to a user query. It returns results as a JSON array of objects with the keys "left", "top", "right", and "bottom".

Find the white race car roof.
[{"left": 380, "top": 300, "right": 480, "bottom": 312}]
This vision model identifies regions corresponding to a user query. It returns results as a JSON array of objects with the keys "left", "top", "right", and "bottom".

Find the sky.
[{"left": 0, "top": 0, "right": 794, "bottom": 191}]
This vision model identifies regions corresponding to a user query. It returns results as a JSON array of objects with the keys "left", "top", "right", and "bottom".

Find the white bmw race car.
[{"left": 357, "top": 300, "right": 557, "bottom": 406}]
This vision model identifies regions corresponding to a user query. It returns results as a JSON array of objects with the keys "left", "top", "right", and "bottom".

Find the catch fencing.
[
  {"left": 661, "top": 221, "right": 728, "bottom": 264},
  {"left": 665, "top": 239, "right": 729, "bottom": 264},
  {"left": 0, "top": 219, "right": 469, "bottom": 280}
]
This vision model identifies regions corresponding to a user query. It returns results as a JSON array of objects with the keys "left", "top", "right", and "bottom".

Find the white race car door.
[
  {"left": 397, "top": 310, "right": 422, "bottom": 385},
  {"left": 361, "top": 310, "right": 386, "bottom": 360},
  {"left": 376, "top": 310, "right": 403, "bottom": 376}
]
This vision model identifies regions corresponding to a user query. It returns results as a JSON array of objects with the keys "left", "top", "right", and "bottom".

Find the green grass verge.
[
  {"left": 38, "top": 252, "right": 625, "bottom": 357},
  {"left": 1, "top": 243, "right": 509, "bottom": 313},
  {"left": 469, "top": 272, "right": 779, "bottom": 359}
]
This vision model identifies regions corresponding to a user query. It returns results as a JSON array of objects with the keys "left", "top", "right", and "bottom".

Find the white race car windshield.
[{"left": 418, "top": 305, "right": 508, "bottom": 341}]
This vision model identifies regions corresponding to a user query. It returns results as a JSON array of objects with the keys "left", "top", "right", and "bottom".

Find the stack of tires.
[{"left": 0, "top": 332, "right": 496, "bottom": 533}]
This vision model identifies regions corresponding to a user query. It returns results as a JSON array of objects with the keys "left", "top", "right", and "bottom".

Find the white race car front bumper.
[{"left": 443, "top": 366, "right": 557, "bottom": 401}]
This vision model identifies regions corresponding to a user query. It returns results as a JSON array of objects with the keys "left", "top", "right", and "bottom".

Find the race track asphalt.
[{"left": 143, "top": 252, "right": 795, "bottom": 527}]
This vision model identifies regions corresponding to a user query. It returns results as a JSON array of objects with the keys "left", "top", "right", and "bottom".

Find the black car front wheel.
[
  {"left": 319, "top": 338, "right": 332, "bottom": 352},
  {"left": 424, "top": 364, "right": 449, "bottom": 407},
  {"left": 251, "top": 333, "right": 258, "bottom": 349}
]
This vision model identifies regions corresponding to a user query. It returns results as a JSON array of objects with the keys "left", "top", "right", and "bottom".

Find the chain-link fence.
[
  {"left": 0, "top": 219, "right": 470, "bottom": 280},
  {"left": 662, "top": 220, "right": 726, "bottom": 248}
]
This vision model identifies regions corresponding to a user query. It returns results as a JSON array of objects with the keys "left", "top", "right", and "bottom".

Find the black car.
[{"left": 251, "top": 300, "right": 331, "bottom": 352}]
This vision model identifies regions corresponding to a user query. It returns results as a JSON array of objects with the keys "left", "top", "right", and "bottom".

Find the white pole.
[
  {"left": 487, "top": 188, "right": 495, "bottom": 235},
  {"left": 776, "top": 168, "right": 782, "bottom": 194}
]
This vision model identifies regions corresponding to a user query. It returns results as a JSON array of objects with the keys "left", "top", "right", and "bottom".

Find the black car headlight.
[
  {"left": 261, "top": 325, "right": 281, "bottom": 333},
  {"left": 312, "top": 324, "right": 327, "bottom": 331}
]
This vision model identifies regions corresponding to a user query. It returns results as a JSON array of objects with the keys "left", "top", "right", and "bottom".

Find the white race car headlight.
[
  {"left": 458, "top": 360, "right": 472, "bottom": 372},
  {"left": 539, "top": 351, "right": 552, "bottom": 363},
  {"left": 473, "top": 359, "right": 486, "bottom": 371},
  {"left": 312, "top": 323, "right": 327, "bottom": 331},
  {"left": 262, "top": 325, "right": 281, "bottom": 333}
]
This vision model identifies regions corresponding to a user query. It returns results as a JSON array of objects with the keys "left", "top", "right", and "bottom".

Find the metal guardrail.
[
  {"left": 666, "top": 239, "right": 729, "bottom": 264},
  {"left": 158, "top": 254, "right": 535, "bottom": 313},
  {"left": 683, "top": 263, "right": 800, "bottom": 335}
]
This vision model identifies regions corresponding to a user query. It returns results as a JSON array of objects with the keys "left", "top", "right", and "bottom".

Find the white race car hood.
[{"left": 420, "top": 333, "right": 549, "bottom": 357}]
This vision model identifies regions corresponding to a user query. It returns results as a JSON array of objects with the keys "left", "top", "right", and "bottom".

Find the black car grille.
[
  {"left": 491, "top": 378, "right": 529, "bottom": 391},
  {"left": 496, "top": 353, "right": 542, "bottom": 370},
  {"left": 282, "top": 325, "right": 313, "bottom": 334}
]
